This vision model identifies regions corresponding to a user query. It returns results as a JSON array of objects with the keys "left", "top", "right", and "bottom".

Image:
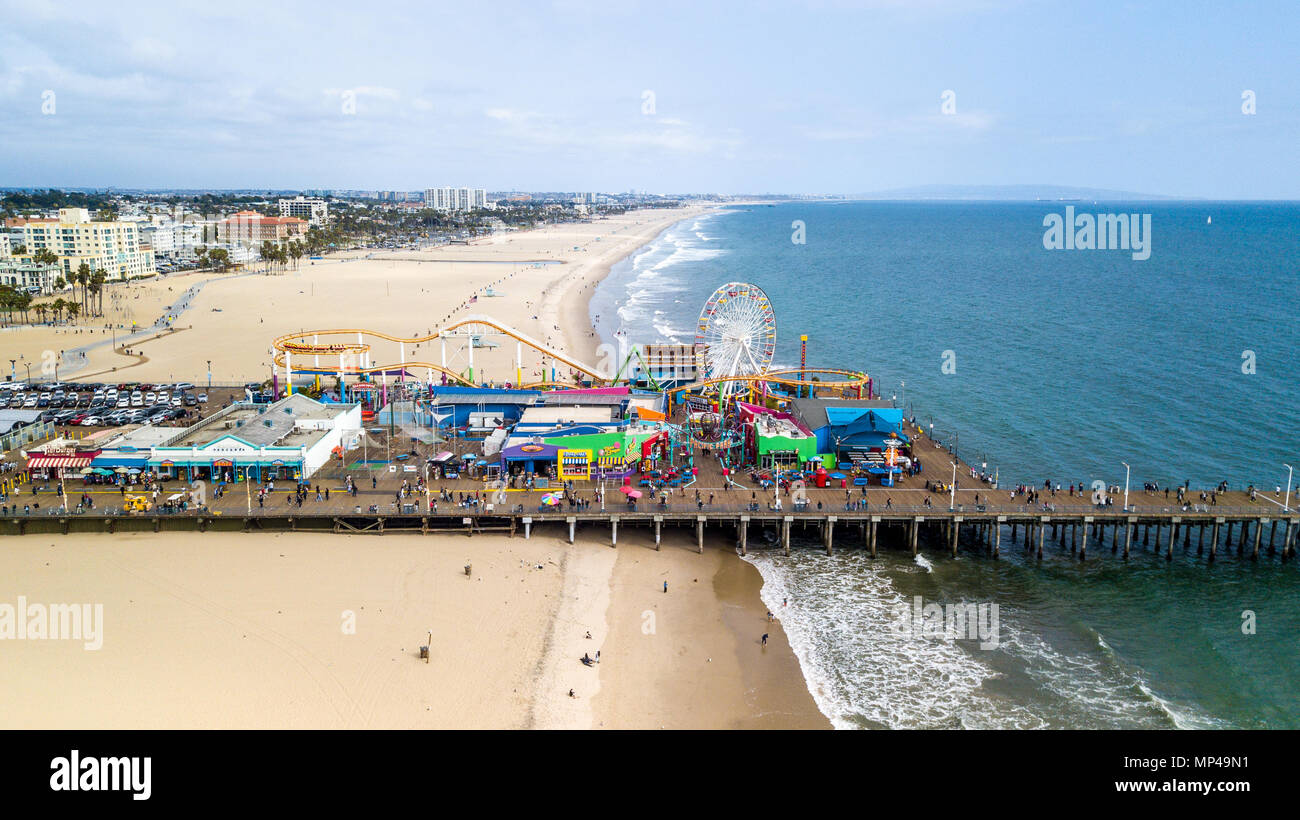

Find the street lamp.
[
  {"left": 949, "top": 460, "right": 957, "bottom": 511},
  {"left": 1121, "top": 461, "right": 1131, "bottom": 512},
  {"left": 1285, "top": 463, "right": 1293, "bottom": 513},
  {"left": 207, "top": 360, "right": 212, "bottom": 390}
]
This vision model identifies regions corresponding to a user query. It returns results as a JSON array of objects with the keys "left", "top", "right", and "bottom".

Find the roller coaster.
[
  {"left": 271, "top": 314, "right": 606, "bottom": 387},
  {"left": 665, "top": 368, "right": 872, "bottom": 399},
  {"left": 269, "top": 281, "right": 871, "bottom": 405}
]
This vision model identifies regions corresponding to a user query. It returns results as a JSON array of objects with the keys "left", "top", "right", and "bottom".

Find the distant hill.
[{"left": 851, "top": 184, "right": 1187, "bottom": 201}]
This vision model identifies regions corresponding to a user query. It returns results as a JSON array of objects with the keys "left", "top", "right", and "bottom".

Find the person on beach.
[
  {"left": 761, "top": 633, "right": 769, "bottom": 646},
  {"left": 663, "top": 580, "right": 668, "bottom": 593}
]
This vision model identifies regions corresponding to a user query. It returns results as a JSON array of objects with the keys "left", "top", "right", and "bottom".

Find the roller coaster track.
[
  {"left": 665, "top": 368, "right": 871, "bottom": 396},
  {"left": 271, "top": 314, "right": 604, "bottom": 383}
]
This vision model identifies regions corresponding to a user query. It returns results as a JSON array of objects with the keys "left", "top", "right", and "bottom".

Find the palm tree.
[
  {"left": 34, "top": 303, "right": 48, "bottom": 324},
  {"left": 51, "top": 297, "right": 66, "bottom": 323},
  {"left": 289, "top": 241, "right": 304, "bottom": 270},
  {"left": 33, "top": 248, "right": 59, "bottom": 292},
  {"left": 91, "top": 270, "right": 106, "bottom": 315},
  {"left": 75, "top": 262, "right": 91, "bottom": 314},
  {"left": 66, "top": 301, "right": 80, "bottom": 323},
  {"left": 260, "top": 240, "right": 274, "bottom": 273},
  {"left": 0, "top": 286, "right": 17, "bottom": 325}
]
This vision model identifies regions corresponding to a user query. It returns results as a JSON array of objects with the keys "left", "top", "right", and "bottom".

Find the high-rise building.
[
  {"left": 278, "top": 196, "right": 330, "bottom": 226},
  {"left": 11, "top": 208, "right": 156, "bottom": 282},
  {"left": 423, "top": 187, "right": 488, "bottom": 212}
]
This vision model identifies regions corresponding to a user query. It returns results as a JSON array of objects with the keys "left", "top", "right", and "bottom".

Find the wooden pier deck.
[
  {"left": 4, "top": 503, "right": 1297, "bottom": 564},
  {"left": 7, "top": 424, "right": 1296, "bottom": 563}
]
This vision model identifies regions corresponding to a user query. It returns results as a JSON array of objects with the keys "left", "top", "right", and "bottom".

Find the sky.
[{"left": 0, "top": 0, "right": 1296, "bottom": 197}]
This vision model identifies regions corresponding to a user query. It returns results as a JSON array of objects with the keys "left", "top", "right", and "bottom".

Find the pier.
[{"left": 5, "top": 503, "right": 1296, "bottom": 565}]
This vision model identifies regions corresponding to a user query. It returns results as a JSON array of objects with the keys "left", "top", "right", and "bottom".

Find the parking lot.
[{"left": 0, "top": 381, "right": 251, "bottom": 434}]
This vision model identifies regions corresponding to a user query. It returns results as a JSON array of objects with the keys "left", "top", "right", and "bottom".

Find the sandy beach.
[
  {"left": 0, "top": 529, "right": 824, "bottom": 729},
  {"left": 0, "top": 204, "right": 829, "bottom": 730},
  {"left": 0, "top": 206, "right": 710, "bottom": 386}
]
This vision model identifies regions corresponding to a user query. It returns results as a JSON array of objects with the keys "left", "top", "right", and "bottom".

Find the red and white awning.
[{"left": 27, "top": 455, "right": 94, "bottom": 469}]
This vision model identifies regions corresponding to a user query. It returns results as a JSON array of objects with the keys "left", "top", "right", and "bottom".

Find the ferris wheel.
[{"left": 695, "top": 282, "right": 777, "bottom": 405}]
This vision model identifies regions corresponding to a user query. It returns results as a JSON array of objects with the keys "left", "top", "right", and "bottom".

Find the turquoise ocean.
[{"left": 589, "top": 201, "right": 1300, "bottom": 729}]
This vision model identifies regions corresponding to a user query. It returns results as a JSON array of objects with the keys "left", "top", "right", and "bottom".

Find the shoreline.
[{"left": 552, "top": 203, "right": 827, "bottom": 729}]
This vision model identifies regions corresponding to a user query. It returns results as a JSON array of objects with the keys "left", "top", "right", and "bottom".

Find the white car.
[
  {"left": 23, "top": 396, "right": 38, "bottom": 408},
  {"left": 145, "top": 392, "right": 156, "bottom": 402},
  {"left": 172, "top": 396, "right": 183, "bottom": 407}
]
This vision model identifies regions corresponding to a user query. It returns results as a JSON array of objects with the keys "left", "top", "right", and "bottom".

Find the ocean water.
[{"left": 590, "top": 201, "right": 1300, "bottom": 729}]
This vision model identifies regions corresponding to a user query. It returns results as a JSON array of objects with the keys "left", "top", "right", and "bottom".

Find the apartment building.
[
  {"left": 422, "top": 187, "right": 489, "bottom": 212},
  {"left": 213, "top": 211, "right": 309, "bottom": 247},
  {"left": 277, "top": 196, "right": 330, "bottom": 226},
  {"left": 11, "top": 208, "right": 156, "bottom": 281}
]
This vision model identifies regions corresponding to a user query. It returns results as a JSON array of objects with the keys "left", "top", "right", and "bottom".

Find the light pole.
[
  {"left": 1285, "top": 463, "right": 1293, "bottom": 513},
  {"left": 1122, "top": 461, "right": 1131, "bottom": 512},
  {"left": 949, "top": 460, "right": 957, "bottom": 511},
  {"left": 207, "top": 360, "right": 212, "bottom": 391},
  {"left": 8, "top": 360, "right": 14, "bottom": 381}
]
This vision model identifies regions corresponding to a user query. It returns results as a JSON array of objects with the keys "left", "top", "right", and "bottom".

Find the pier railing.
[{"left": 9, "top": 501, "right": 1283, "bottom": 520}]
